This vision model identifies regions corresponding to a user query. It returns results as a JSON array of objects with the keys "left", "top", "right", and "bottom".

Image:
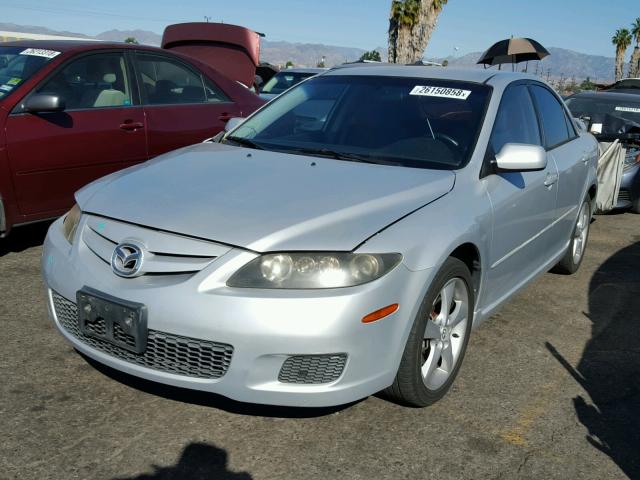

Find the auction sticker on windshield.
[
  {"left": 410, "top": 85, "right": 471, "bottom": 100},
  {"left": 20, "top": 48, "right": 61, "bottom": 59},
  {"left": 615, "top": 106, "right": 640, "bottom": 113}
]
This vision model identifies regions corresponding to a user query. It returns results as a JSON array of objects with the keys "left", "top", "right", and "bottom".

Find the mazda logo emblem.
[{"left": 111, "top": 242, "right": 144, "bottom": 278}]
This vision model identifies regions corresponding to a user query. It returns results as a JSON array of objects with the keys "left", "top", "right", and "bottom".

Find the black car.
[{"left": 566, "top": 91, "right": 640, "bottom": 212}]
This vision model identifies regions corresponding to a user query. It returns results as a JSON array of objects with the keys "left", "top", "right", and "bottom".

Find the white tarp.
[{"left": 595, "top": 140, "right": 625, "bottom": 214}]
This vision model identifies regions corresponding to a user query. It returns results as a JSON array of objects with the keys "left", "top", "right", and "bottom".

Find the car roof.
[
  {"left": 325, "top": 64, "right": 534, "bottom": 84},
  {"left": 0, "top": 39, "right": 161, "bottom": 54},
  {"left": 569, "top": 90, "right": 640, "bottom": 102}
]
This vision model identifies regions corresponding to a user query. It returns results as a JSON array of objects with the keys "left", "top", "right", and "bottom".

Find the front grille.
[
  {"left": 618, "top": 189, "right": 631, "bottom": 202},
  {"left": 278, "top": 354, "right": 347, "bottom": 384},
  {"left": 52, "top": 292, "right": 233, "bottom": 379}
]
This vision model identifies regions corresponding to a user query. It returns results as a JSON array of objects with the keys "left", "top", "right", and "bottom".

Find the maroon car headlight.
[
  {"left": 227, "top": 252, "right": 402, "bottom": 289},
  {"left": 62, "top": 204, "right": 81, "bottom": 244}
]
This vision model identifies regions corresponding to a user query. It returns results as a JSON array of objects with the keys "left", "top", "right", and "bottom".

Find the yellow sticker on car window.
[{"left": 410, "top": 85, "right": 471, "bottom": 100}]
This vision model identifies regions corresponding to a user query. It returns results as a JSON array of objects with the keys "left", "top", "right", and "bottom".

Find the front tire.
[
  {"left": 384, "top": 257, "right": 474, "bottom": 407},
  {"left": 552, "top": 197, "right": 591, "bottom": 275}
]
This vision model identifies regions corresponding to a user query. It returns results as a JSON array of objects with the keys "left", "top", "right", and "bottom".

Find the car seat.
[{"left": 93, "top": 73, "right": 126, "bottom": 107}]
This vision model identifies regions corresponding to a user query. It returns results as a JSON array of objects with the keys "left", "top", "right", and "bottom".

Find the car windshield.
[
  {"left": 0, "top": 46, "right": 60, "bottom": 100},
  {"left": 261, "top": 71, "right": 317, "bottom": 94},
  {"left": 566, "top": 95, "right": 640, "bottom": 137},
  {"left": 227, "top": 75, "right": 491, "bottom": 169}
]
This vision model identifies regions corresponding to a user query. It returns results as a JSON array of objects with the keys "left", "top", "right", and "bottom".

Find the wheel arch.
[{"left": 448, "top": 242, "right": 482, "bottom": 301}]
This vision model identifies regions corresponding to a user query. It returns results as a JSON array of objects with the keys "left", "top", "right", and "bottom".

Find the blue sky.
[{"left": 3, "top": 0, "right": 639, "bottom": 59}]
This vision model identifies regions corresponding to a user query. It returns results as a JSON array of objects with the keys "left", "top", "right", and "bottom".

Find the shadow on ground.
[
  {"left": 82, "top": 354, "right": 358, "bottom": 419},
  {"left": 0, "top": 221, "right": 52, "bottom": 257},
  {"left": 547, "top": 240, "right": 640, "bottom": 479},
  {"left": 112, "top": 442, "right": 252, "bottom": 480}
]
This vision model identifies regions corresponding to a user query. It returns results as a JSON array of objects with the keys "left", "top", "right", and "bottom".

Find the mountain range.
[{"left": 1, "top": 22, "right": 616, "bottom": 81}]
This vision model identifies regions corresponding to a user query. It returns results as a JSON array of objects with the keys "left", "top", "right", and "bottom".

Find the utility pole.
[
  {"left": 546, "top": 69, "right": 551, "bottom": 82},
  {"left": 204, "top": 16, "right": 211, "bottom": 22}
]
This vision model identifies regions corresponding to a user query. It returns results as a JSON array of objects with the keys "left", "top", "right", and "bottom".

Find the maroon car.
[{"left": 0, "top": 40, "right": 264, "bottom": 236}]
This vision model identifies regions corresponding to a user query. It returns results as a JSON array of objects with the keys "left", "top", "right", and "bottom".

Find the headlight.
[
  {"left": 62, "top": 203, "right": 81, "bottom": 244},
  {"left": 227, "top": 252, "right": 402, "bottom": 289}
]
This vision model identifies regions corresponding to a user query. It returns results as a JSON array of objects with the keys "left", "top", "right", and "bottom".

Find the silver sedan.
[{"left": 42, "top": 66, "right": 598, "bottom": 407}]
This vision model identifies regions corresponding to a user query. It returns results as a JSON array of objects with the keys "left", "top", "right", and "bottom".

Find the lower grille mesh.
[
  {"left": 278, "top": 354, "right": 347, "bottom": 384},
  {"left": 618, "top": 189, "right": 631, "bottom": 202},
  {"left": 52, "top": 292, "right": 233, "bottom": 379}
]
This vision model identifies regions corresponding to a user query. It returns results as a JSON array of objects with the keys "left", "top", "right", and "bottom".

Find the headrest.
[{"left": 103, "top": 73, "right": 116, "bottom": 84}]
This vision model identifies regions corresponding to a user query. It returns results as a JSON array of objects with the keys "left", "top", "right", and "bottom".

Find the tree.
[
  {"left": 388, "top": 0, "right": 448, "bottom": 64},
  {"left": 285, "top": 60, "right": 294, "bottom": 68},
  {"left": 612, "top": 28, "right": 632, "bottom": 81},
  {"left": 359, "top": 50, "right": 382, "bottom": 62},
  {"left": 629, "top": 18, "right": 640, "bottom": 78},
  {"left": 124, "top": 37, "right": 138, "bottom": 44},
  {"left": 579, "top": 77, "right": 596, "bottom": 91}
]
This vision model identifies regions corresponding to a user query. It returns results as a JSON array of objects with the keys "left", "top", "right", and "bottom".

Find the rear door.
[
  {"left": 5, "top": 50, "right": 147, "bottom": 217},
  {"left": 529, "top": 84, "right": 587, "bottom": 251},
  {"left": 133, "top": 51, "right": 240, "bottom": 158},
  {"left": 482, "top": 83, "right": 559, "bottom": 308}
]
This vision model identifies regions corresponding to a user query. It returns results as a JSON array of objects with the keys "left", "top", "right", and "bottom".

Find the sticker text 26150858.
[{"left": 410, "top": 85, "right": 471, "bottom": 100}]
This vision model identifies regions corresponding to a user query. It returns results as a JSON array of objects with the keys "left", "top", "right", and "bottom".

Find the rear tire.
[
  {"left": 552, "top": 197, "right": 591, "bottom": 275},
  {"left": 384, "top": 257, "right": 474, "bottom": 407}
]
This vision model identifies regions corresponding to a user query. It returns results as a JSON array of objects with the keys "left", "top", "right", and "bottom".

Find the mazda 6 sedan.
[{"left": 42, "top": 66, "right": 598, "bottom": 407}]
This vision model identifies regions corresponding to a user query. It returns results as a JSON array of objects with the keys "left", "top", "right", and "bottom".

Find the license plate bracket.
[{"left": 76, "top": 287, "right": 147, "bottom": 354}]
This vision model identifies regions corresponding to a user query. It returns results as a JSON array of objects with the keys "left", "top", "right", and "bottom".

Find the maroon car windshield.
[{"left": 0, "top": 46, "right": 61, "bottom": 100}]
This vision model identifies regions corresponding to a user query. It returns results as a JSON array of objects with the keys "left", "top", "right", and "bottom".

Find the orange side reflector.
[{"left": 362, "top": 304, "right": 399, "bottom": 323}]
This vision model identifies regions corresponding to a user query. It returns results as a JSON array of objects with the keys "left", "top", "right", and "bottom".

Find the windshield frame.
[{"left": 227, "top": 74, "right": 493, "bottom": 171}]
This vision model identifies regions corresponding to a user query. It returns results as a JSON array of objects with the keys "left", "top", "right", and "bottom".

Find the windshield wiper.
[
  {"left": 295, "top": 148, "right": 386, "bottom": 164},
  {"left": 224, "top": 136, "right": 264, "bottom": 150}
]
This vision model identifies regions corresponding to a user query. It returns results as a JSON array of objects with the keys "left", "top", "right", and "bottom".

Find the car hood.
[{"left": 77, "top": 143, "right": 455, "bottom": 252}]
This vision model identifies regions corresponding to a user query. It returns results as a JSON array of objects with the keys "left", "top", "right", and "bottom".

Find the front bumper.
[
  {"left": 617, "top": 162, "right": 640, "bottom": 209},
  {"left": 42, "top": 216, "right": 433, "bottom": 407}
]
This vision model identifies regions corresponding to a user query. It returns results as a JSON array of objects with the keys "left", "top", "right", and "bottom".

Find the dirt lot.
[{"left": 1, "top": 212, "right": 639, "bottom": 480}]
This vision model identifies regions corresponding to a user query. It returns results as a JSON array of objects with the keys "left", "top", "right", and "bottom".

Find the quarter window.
[
  {"left": 529, "top": 85, "right": 571, "bottom": 148},
  {"left": 37, "top": 52, "right": 132, "bottom": 110},
  {"left": 489, "top": 85, "right": 541, "bottom": 155}
]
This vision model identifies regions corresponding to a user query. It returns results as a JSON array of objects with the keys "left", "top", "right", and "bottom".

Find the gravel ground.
[{"left": 1, "top": 212, "right": 639, "bottom": 480}]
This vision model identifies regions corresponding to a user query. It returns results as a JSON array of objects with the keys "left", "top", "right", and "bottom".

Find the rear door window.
[
  {"left": 529, "top": 85, "right": 571, "bottom": 148},
  {"left": 136, "top": 53, "right": 227, "bottom": 105}
]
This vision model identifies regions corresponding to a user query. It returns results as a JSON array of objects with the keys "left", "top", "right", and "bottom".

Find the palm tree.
[
  {"left": 388, "top": 0, "right": 448, "bottom": 64},
  {"left": 629, "top": 18, "right": 640, "bottom": 78},
  {"left": 612, "top": 28, "right": 632, "bottom": 81},
  {"left": 388, "top": 0, "right": 420, "bottom": 63}
]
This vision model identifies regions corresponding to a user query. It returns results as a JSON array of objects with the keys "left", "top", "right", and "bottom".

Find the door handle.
[
  {"left": 581, "top": 156, "right": 589, "bottom": 165},
  {"left": 218, "top": 113, "right": 232, "bottom": 122},
  {"left": 544, "top": 172, "right": 559, "bottom": 187},
  {"left": 119, "top": 121, "right": 144, "bottom": 131}
]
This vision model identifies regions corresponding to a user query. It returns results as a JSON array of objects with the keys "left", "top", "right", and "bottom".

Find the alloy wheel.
[{"left": 421, "top": 277, "right": 469, "bottom": 390}]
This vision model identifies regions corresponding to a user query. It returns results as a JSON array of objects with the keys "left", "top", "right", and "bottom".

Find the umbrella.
[{"left": 477, "top": 37, "right": 549, "bottom": 69}]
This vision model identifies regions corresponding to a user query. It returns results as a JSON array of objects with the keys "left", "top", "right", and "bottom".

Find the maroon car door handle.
[
  {"left": 119, "top": 121, "right": 144, "bottom": 131},
  {"left": 218, "top": 113, "right": 233, "bottom": 122}
]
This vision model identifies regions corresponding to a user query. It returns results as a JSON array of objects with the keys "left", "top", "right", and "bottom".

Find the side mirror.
[
  {"left": 495, "top": 143, "right": 547, "bottom": 172},
  {"left": 25, "top": 94, "right": 66, "bottom": 113},
  {"left": 224, "top": 117, "right": 245, "bottom": 133},
  {"left": 573, "top": 118, "right": 587, "bottom": 131}
]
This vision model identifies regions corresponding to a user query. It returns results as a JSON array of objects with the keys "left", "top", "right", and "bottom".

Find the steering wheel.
[{"left": 434, "top": 132, "right": 460, "bottom": 149}]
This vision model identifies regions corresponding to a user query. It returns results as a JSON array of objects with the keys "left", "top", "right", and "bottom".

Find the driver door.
[
  {"left": 481, "top": 84, "right": 559, "bottom": 309},
  {"left": 5, "top": 50, "right": 147, "bottom": 217}
]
